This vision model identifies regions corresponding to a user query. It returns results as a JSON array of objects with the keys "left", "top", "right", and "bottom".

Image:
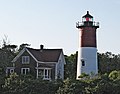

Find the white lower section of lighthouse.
[{"left": 76, "top": 47, "right": 98, "bottom": 79}]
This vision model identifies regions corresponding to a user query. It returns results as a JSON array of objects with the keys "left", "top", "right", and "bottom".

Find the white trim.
[
  {"left": 6, "top": 67, "right": 15, "bottom": 69},
  {"left": 36, "top": 62, "right": 38, "bottom": 67},
  {"left": 12, "top": 48, "right": 26, "bottom": 62},
  {"left": 38, "top": 61, "right": 57, "bottom": 64},
  {"left": 38, "top": 61, "right": 45, "bottom": 63},
  {"left": 26, "top": 48, "right": 38, "bottom": 62},
  {"left": 12, "top": 47, "right": 39, "bottom": 63},
  {"left": 36, "top": 67, "right": 52, "bottom": 69},
  {"left": 55, "top": 63, "right": 58, "bottom": 79}
]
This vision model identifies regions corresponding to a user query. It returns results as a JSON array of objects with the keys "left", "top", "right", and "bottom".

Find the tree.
[
  {"left": 64, "top": 52, "right": 77, "bottom": 79},
  {"left": 18, "top": 43, "right": 30, "bottom": 51},
  {"left": 2, "top": 73, "right": 62, "bottom": 94},
  {"left": 56, "top": 78, "right": 87, "bottom": 94},
  {"left": 0, "top": 38, "right": 17, "bottom": 71},
  {"left": 98, "top": 52, "right": 120, "bottom": 74},
  {"left": 2, "top": 73, "right": 26, "bottom": 94},
  {"left": 0, "top": 36, "right": 18, "bottom": 92}
]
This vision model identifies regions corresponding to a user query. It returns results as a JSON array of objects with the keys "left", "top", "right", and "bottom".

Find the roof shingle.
[{"left": 27, "top": 48, "right": 62, "bottom": 62}]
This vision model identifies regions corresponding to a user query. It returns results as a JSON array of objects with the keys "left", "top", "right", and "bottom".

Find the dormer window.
[{"left": 22, "top": 56, "right": 30, "bottom": 64}]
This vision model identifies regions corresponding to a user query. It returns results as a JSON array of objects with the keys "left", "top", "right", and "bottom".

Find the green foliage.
[
  {"left": 0, "top": 37, "right": 17, "bottom": 73},
  {"left": 1, "top": 73, "right": 62, "bottom": 94},
  {"left": 2, "top": 73, "right": 25, "bottom": 94},
  {"left": 109, "top": 70, "right": 120, "bottom": 80},
  {"left": 0, "top": 68, "right": 2, "bottom": 75},
  {"left": 64, "top": 52, "right": 77, "bottom": 79},
  {"left": 56, "top": 78, "right": 87, "bottom": 94},
  {"left": 98, "top": 52, "right": 120, "bottom": 74},
  {"left": 78, "top": 73, "right": 89, "bottom": 79},
  {"left": 56, "top": 72, "right": 120, "bottom": 94}
]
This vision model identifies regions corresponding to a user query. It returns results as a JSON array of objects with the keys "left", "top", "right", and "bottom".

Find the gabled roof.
[
  {"left": 12, "top": 47, "right": 63, "bottom": 62},
  {"left": 27, "top": 48, "right": 62, "bottom": 62}
]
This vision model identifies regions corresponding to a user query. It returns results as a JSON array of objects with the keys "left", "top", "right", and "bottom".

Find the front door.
[{"left": 38, "top": 68, "right": 51, "bottom": 80}]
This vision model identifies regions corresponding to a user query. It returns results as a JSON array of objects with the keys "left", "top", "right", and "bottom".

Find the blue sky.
[{"left": 0, "top": 0, "right": 120, "bottom": 55}]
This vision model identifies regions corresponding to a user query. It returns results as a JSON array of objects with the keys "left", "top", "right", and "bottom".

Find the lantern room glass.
[{"left": 82, "top": 17, "right": 93, "bottom": 22}]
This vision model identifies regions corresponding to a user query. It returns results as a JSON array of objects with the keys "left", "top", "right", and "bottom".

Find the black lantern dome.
[{"left": 82, "top": 11, "right": 93, "bottom": 22}]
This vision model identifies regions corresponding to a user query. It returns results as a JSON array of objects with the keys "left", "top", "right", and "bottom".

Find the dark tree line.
[
  {"left": 0, "top": 37, "right": 30, "bottom": 93},
  {"left": 98, "top": 52, "right": 120, "bottom": 74}
]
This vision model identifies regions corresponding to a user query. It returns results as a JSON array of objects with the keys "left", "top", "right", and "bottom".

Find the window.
[
  {"left": 44, "top": 69, "right": 51, "bottom": 79},
  {"left": 22, "top": 56, "right": 30, "bottom": 64},
  {"left": 21, "top": 68, "right": 30, "bottom": 75},
  {"left": 10, "top": 69, "right": 14, "bottom": 73},
  {"left": 38, "top": 68, "right": 51, "bottom": 80},
  {"left": 81, "top": 59, "right": 85, "bottom": 66},
  {"left": 6, "top": 67, "right": 15, "bottom": 75}
]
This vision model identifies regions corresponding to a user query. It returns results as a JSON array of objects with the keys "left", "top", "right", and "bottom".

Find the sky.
[{"left": 0, "top": 0, "right": 120, "bottom": 55}]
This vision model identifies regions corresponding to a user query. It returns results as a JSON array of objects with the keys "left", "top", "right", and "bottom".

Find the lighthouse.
[{"left": 76, "top": 11, "right": 99, "bottom": 79}]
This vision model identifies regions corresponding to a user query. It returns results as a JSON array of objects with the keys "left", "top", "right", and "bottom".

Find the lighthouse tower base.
[{"left": 76, "top": 47, "right": 98, "bottom": 79}]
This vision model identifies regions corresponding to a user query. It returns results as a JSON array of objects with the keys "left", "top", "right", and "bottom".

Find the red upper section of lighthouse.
[
  {"left": 76, "top": 11, "right": 99, "bottom": 47},
  {"left": 80, "top": 27, "right": 97, "bottom": 47}
]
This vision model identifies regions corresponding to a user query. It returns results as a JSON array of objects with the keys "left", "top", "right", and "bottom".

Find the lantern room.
[
  {"left": 82, "top": 11, "right": 93, "bottom": 22},
  {"left": 76, "top": 11, "right": 99, "bottom": 28}
]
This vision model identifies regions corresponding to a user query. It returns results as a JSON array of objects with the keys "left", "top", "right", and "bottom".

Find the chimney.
[{"left": 40, "top": 44, "right": 44, "bottom": 50}]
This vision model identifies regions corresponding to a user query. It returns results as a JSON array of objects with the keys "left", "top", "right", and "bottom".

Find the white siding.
[{"left": 55, "top": 52, "right": 65, "bottom": 80}]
